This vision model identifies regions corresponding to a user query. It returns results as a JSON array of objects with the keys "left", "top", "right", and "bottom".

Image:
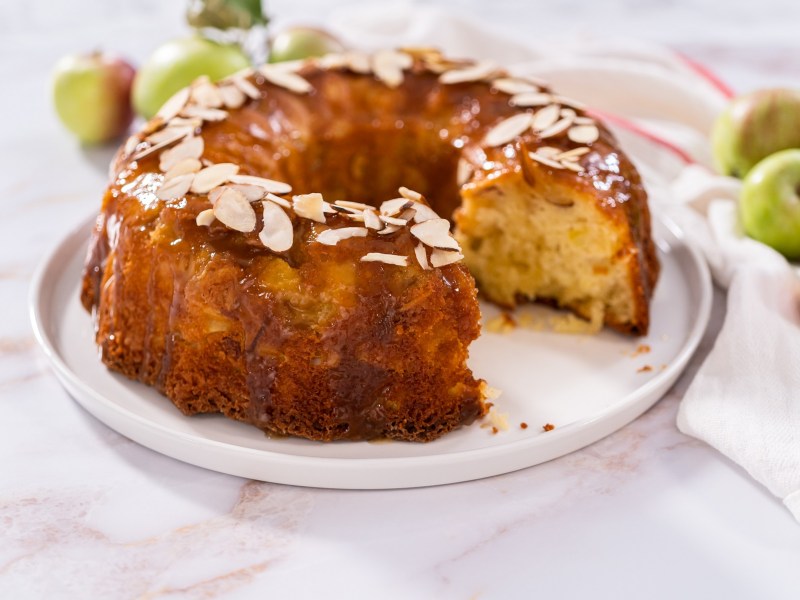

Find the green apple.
[
  {"left": 133, "top": 36, "right": 250, "bottom": 119},
  {"left": 712, "top": 88, "right": 800, "bottom": 178},
  {"left": 268, "top": 27, "right": 345, "bottom": 63},
  {"left": 740, "top": 149, "right": 800, "bottom": 259},
  {"left": 52, "top": 52, "right": 135, "bottom": 144},
  {"left": 186, "top": 0, "right": 267, "bottom": 30}
]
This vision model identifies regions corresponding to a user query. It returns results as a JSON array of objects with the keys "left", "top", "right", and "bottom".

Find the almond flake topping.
[
  {"left": 258, "top": 65, "right": 312, "bottom": 94},
  {"left": 509, "top": 92, "right": 553, "bottom": 107},
  {"left": 372, "top": 50, "right": 413, "bottom": 88},
  {"left": 377, "top": 224, "right": 401, "bottom": 235},
  {"left": 532, "top": 104, "right": 561, "bottom": 132},
  {"left": 414, "top": 243, "right": 431, "bottom": 270},
  {"left": 430, "top": 249, "right": 464, "bottom": 268},
  {"left": 360, "top": 253, "right": 408, "bottom": 266},
  {"left": 316, "top": 227, "right": 368, "bottom": 246},
  {"left": 259, "top": 200, "right": 294, "bottom": 251},
  {"left": 528, "top": 151, "right": 564, "bottom": 170},
  {"left": 538, "top": 116, "right": 574, "bottom": 139},
  {"left": 229, "top": 183, "right": 266, "bottom": 202},
  {"left": 180, "top": 105, "right": 228, "bottom": 122},
  {"left": 483, "top": 112, "right": 534, "bottom": 147},
  {"left": 398, "top": 187, "right": 423, "bottom": 202},
  {"left": 380, "top": 198, "right": 412, "bottom": 216},
  {"left": 191, "top": 78, "right": 224, "bottom": 108},
  {"left": 232, "top": 76, "right": 262, "bottom": 100},
  {"left": 228, "top": 175, "right": 292, "bottom": 195},
  {"left": 218, "top": 84, "right": 246, "bottom": 109},
  {"left": 213, "top": 188, "right": 256, "bottom": 232},
  {"left": 410, "top": 218, "right": 460, "bottom": 251},
  {"left": 156, "top": 87, "right": 191, "bottom": 121},
  {"left": 558, "top": 147, "right": 591, "bottom": 161},
  {"left": 439, "top": 60, "right": 497, "bottom": 84},
  {"left": 335, "top": 200, "right": 372, "bottom": 211},
  {"left": 265, "top": 192, "right": 291, "bottom": 208},
  {"left": 156, "top": 173, "right": 194, "bottom": 200},
  {"left": 380, "top": 215, "right": 408, "bottom": 226},
  {"left": 411, "top": 202, "right": 439, "bottom": 223},
  {"left": 159, "top": 135, "right": 204, "bottom": 172},
  {"left": 164, "top": 157, "right": 202, "bottom": 180},
  {"left": 568, "top": 124, "right": 600, "bottom": 144},
  {"left": 191, "top": 163, "right": 240, "bottom": 194},
  {"left": 293, "top": 193, "right": 327, "bottom": 223},
  {"left": 317, "top": 53, "right": 349, "bottom": 70},
  {"left": 343, "top": 51, "right": 371, "bottom": 74},
  {"left": 195, "top": 208, "right": 215, "bottom": 227},
  {"left": 146, "top": 125, "right": 194, "bottom": 146},
  {"left": 492, "top": 77, "right": 540, "bottom": 95},
  {"left": 363, "top": 209, "right": 382, "bottom": 230}
]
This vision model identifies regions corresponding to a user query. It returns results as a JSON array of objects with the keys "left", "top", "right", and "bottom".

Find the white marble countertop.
[{"left": 3, "top": 1, "right": 800, "bottom": 598}]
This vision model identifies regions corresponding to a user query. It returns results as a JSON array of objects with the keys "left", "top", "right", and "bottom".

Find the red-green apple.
[
  {"left": 740, "top": 149, "right": 800, "bottom": 259},
  {"left": 268, "top": 27, "right": 344, "bottom": 63},
  {"left": 712, "top": 88, "right": 800, "bottom": 178},
  {"left": 52, "top": 52, "right": 135, "bottom": 144},
  {"left": 132, "top": 36, "right": 250, "bottom": 119}
]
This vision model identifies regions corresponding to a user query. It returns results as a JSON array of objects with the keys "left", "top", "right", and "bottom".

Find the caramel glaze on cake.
[{"left": 81, "top": 49, "right": 659, "bottom": 442}]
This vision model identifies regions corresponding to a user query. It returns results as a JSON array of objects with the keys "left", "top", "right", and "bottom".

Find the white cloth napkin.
[{"left": 326, "top": 2, "right": 800, "bottom": 520}]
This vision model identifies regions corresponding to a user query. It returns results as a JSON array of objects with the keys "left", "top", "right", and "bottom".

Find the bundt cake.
[{"left": 81, "top": 48, "right": 658, "bottom": 442}]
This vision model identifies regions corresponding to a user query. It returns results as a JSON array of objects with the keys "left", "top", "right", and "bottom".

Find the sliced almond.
[
  {"left": 457, "top": 158, "right": 473, "bottom": 186},
  {"left": 123, "top": 135, "right": 140, "bottom": 156},
  {"left": 573, "top": 116, "right": 595, "bottom": 125},
  {"left": 317, "top": 53, "right": 349, "bottom": 70},
  {"left": 372, "top": 50, "right": 412, "bottom": 88},
  {"left": 380, "top": 197, "right": 412, "bottom": 216},
  {"left": 483, "top": 113, "right": 534, "bottom": 147},
  {"left": 411, "top": 203, "right": 439, "bottom": 223},
  {"left": 229, "top": 183, "right": 266, "bottom": 202},
  {"left": 146, "top": 125, "right": 194, "bottom": 146},
  {"left": 191, "top": 163, "right": 240, "bottom": 194},
  {"left": 532, "top": 104, "right": 561, "bottom": 132},
  {"left": 361, "top": 253, "right": 408, "bottom": 266},
  {"left": 528, "top": 151, "right": 565, "bottom": 170},
  {"left": 377, "top": 224, "right": 401, "bottom": 235},
  {"left": 164, "top": 157, "right": 202, "bottom": 180},
  {"left": 180, "top": 105, "right": 228, "bottom": 122},
  {"left": 557, "top": 146, "right": 591, "bottom": 161},
  {"left": 568, "top": 124, "right": 600, "bottom": 144},
  {"left": 293, "top": 193, "right": 327, "bottom": 223},
  {"left": 208, "top": 186, "right": 226, "bottom": 206},
  {"left": 492, "top": 77, "right": 540, "bottom": 95},
  {"left": 363, "top": 209, "right": 382, "bottom": 230},
  {"left": 439, "top": 60, "right": 497, "bottom": 84},
  {"left": 562, "top": 161, "right": 585, "bottom": 173},
  {"left": 156, "top": 87, "right": 191, "bottom": 121},
  {"left": 168, "top": 117, "right": 203, "bottom": 128},
  {"left": 335, "top": 200, "right": 372, "bottom": 211},
  {"left": 553, "top": 95, "right": 586, "bottom": 110},
  {"left": 196, "top": 208, "right": 215, "bottom": 227},
  {"left": 259, "top": 200, "right": 294, "bottom": 251},
  {"left": 231, "top": 76, "right": 261, "bottom": 100},
  {"left": 538, "top": 116, "right": 574, "bottom": 139},
  {"left": 316, "top": 227, "right": 368, "bottom": 246},
  {"left": 218, "top": 84, "right": 246, "bottom": 109},
  {"left": 265, "top": 192, "right": 291, "bottom": 208},
  {"left": 213, "top": 188, "right": 256, "bottom": 232},
  {"left": 159, "top": 136, "right": 204, "bottom": 172},
  {"left": 156, "top": 173, "right": 194, "bottom": 200},
  {"left": 344, "top": 51, "right": 371, "bottom": 74},
  {"left": 430, "top": 249, "right": 464, "bottom": 268},
  {"left": 259, "top": 65, "right": 312, "bottom": 94},
  {"left": 380, "top": 215, "right": 408, "bottom": 226},
  {"left": 228, "top": 175, "right": 292, "bottom": 195},
  {"left": 509, "top": 92, "right": 553, "bottom": 107},
  {"left": 191, "top": 79, "right": 224, "bottom": 108},
  {"left": 410, "top": 219, "right": 460, "bottom": 251},
  {"left": 414, "top": 243, "right": 430, "bottom": 270},
  {"left": 398, "top": 186, "right": 423, "bottom": 202}
]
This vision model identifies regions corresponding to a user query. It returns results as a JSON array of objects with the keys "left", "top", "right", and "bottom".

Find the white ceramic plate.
[{"left": 30, "top": 214, "right": 710, "bottom": 489}]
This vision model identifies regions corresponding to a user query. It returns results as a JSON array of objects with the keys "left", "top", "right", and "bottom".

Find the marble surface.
[{"left": 3, "top": 1, "right": 800, "bottom": 598}]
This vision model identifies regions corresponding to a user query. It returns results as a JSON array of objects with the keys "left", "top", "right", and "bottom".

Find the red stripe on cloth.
[
  {"left": 589, "top": 109, "right": 697, "bottom": 165},
  {"left": 674, "top": 52, "right": 736, "bottom": 99}
]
